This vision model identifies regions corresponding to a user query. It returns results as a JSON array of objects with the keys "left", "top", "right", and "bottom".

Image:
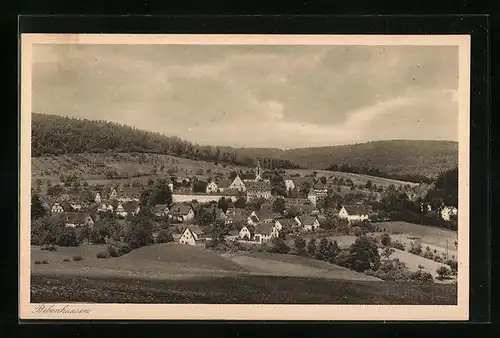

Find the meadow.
[{"left": 30, "top": 242, "right": 456, "bottom": 304}]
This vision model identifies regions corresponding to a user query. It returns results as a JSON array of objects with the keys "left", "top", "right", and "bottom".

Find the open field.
[
  {"left": 374, "top": 221, "right": 458, "bottom": 254},
  {"left": 31, "top": 274, "right": 457, "bottom": 304},
  {"left": 226, "top": 252, "right": 381, "bottom": 281},
  {"left": 32, "top": 152, "right": 248, "bottom": 183},
  {"left": 30, "top": 242, "right": 457, "bottom": 304},
  {"left": 382, "top": 248, "right": 451, "bottom": 282},
  {"left": 285, "top": 169, "right": 418, "bottom": 188}
]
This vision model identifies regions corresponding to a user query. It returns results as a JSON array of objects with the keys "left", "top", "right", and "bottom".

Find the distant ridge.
[{"left": 31, "top": 113, "right": 457, "bottom": 178}]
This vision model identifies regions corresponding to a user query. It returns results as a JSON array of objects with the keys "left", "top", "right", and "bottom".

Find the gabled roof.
[
  {"left": 275, "top": 218, "right": 297, "bottom": 227},
  {"left": 254, "top": 210, "right": 281, "bottom": 221},
  {"left": 122, "top": 201, "right": 140, "bottom": 212},
  {"left": 246, "top": 181, "right": 271, "bottom": 190},
  {"left": 254, "top": 222, "right": 274, "bottom": 235},
  {"left": 170, "top": 204, "right": 193, "bottom": 216},
  {"left": 153, "top": 204, "right": 169, "bottom": 212},
  {"left": 342, "top": 205, "right": 369, "bottom": 215},
  {"left": 313, "top": 183, "right": 329, "bottom": 190},
  {"left": 299, "top": 215, "right": 316, "bottom": 225},
  {"left": 217, "top": 179, "right": 232, "bottom": 189},
  {"left": 221, "top": 188, "right": 240, "bottom": 196},
  {"left": 229, "top": 213, "right": 248, "bottom": 223},
  {"left": 239, "top": 224, "right": 255, "bottom": 234},
  {"left": 186, "top": 224, "right": 204, "bottom": 236}
]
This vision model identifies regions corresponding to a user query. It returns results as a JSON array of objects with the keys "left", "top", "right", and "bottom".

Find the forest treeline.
[
  {"left": 324, "top": 164, "right": 434, "bottom": 184},
  {"left": 31, "top": 113, "right": 300, "bottom": 170}
]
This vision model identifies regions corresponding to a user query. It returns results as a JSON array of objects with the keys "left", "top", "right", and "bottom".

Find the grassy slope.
[
  {"left": 31, "top": 274, "right": 457, "bottom": 304},
  {"left": 32, "top": 152, "right": 248, "bottom": 181},
  {"left": 31, "top": 243, "right": 248, "bottom": 280}
]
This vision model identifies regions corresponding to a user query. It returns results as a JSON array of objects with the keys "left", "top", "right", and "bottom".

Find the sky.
[{"left": 32, "top": 43, "right": 459, "bottom": 149}]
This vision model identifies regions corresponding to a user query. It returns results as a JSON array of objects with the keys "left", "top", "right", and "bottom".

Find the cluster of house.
[
  {"left": 173, "top": 203, "right": 371, "bottom": 247},
  {"left": 45, "top": 184, "right": 196, "bottom": 228}
]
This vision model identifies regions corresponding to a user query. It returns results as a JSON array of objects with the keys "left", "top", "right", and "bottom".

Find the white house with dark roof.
[
  {"left": 229, "top": 175, "right": 247, "bottom": 192},
  {"left": 178, "top": 225, "right": 205, "bottom": 246},
  {"left": 338, "top": 205, "right": 370, "bottom": 223},
  {"left": 168, "top": 205, "right": 195, "bottom": 222},
  {"left": 205, "top": 181, "right": 218, "bottom": 194},
  {"left": 246, "top": 181, "right": 272, "bottom": 201},
  {"left": 253, "top": 222, "right": 279, "bottom": 244}
]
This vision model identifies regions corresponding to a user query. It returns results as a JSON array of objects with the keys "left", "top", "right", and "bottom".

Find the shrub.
[
  {"left": 423, "top": 251, "right": 434, "bottom": 260},
  {"left": 72, "top": 255, "right": 83, "bottom": 261},
  {"left": 380, "top": 233, "right": 391, "bottom": 246},
  {"left": 446, "top": 259, "right": 458, "bottom": 275},
  {"left": 34, "top": 260, "right": 42, "bottom": 264},
  {"left": 269, "top": 238, "right": 290, "bottom": 254},
  {"left": 56, "top": 228, "right": 81, "bottom": 247},
  {"left": 436, "top": 266, "right": 452, "bottom": 280},
  {"left": 352, "top": 227, "right": 363, "bottom": 237},
  {"left": 390, "top": 240, "right": 405, "bottom": 251},
  {"left": 408, "top": 242, "right": 422, "bottom": 255},
  {"left": 107, "top": 245, "right": 119, "bottom": 257},
  {"left": 410, "top": 270, "right": 434, "bottom": 283},
  {"left": 381, "top": 246, "right": 395, "bottom": 260},
  {"left": 433, "top": 256, "right": 444, "bottom": 263},
  {"left": 96, "top": 251, "right": 108, "bottom": 259},
  {"left": 42, "top": 259, "right": 49, "bottom": 264},
  {"left": 118, "top": 244, "right": 132, "bottom": 255},
  {"left": 156, "top": 230, "right": 174, "bottom": 244},
  {"left": 63, "top": 258, "right": 70, "bottom": 262},
  {"left": 418, "top": 264, "right": 425, "bottom": 269},
  {"left": 333, "top": 249, "right": 351, "bottom": 269}
]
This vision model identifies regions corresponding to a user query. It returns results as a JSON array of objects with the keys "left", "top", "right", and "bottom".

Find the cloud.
[{"left": 31, "top": 44, "right": 459, "bottom": 148}]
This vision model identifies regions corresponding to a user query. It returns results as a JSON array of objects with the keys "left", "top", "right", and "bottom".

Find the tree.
[
  {"left": 436, "top": 266, "right": 452, "bottom": 280},
  {"left": 409, "top": 241, "right": 423, "bottom": 255},
  {"left": 234, "top": 196, "right": 247, "bottom": 209},
  {"left": 156, "top": 230, "right": 174, "bottom": 243},
  {"left": 315, "top": 237, "right": 330, "bottom": 261},
  {"left": 192, "top": 180, "right": 208, "bottom": 193},
  {"left": 207, "top": 219, "right": 230, "bottom": 248},
  {"left": 269, "top": 237, "right": 290, "bottom": 254},
  {"left": 319, "top": 176, "right": 327, "bottom": 184},
  {"left": 349, "top": 236, "right": 381, "bottom": 272},
  {"left": 380, "top": 233, "right": 391, "bottom": 246},
  {"left": 46, "top": 184, "right": 64, "bottom": 198},
  {"left": 381, "top": 246, "right": 395, "bottom": 260},
  {"left": 31, "top": 194, "right": 47, "bottom": 220},
  {"left": 365, "top": 180, "right": 373, "bottom": 190},
  {"left": 294, "top": 237, "right": 307, "bottom": 256},
  {"left": 307, "top": 238, "right": 317, "bottom": 257},
  {"left": 56, "top": 228, "right": 80, "bottom": 246},
  {"left": 217, "top": 197, "right": 230, "bottom": 213},
  {"left": 124, "top": 216, "right": 154, "bottom": 249},
  {"left": 327, "top": 241, "right": 340, "bottom": 262},
  {"left": 272, "top": 198, "right": 286, "bottom": 214}
]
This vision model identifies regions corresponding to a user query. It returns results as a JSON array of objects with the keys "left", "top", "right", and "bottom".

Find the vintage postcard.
[{"left": 20, "top": 34, "right": 470, "bottom": 320}]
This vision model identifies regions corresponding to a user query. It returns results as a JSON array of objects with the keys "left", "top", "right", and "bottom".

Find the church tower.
[{"left": 255, "top": 160, "right": 262, "bottom": 182}]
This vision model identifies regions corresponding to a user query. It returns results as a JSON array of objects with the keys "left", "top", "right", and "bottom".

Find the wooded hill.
[
  {"left": 32, "top": 113, "right": 457, "bottom": 181},
  {"left": 31, "top": 113, "right": 299, "bottom": 170}
]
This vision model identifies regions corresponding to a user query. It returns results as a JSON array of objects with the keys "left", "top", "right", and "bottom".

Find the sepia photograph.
[{"left": 20, "top": 34, "right": 470, "bottom": 320}]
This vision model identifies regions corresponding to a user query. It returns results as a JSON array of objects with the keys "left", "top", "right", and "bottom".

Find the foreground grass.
[{"left": 31, "top": 274, "right": 457, "bottom": 305}]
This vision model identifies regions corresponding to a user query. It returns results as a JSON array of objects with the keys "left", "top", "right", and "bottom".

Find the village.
[{"left": 32, "top": 159, "right": 458, "bottom": 252}]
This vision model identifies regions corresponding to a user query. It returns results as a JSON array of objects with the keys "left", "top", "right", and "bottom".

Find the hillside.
[
  {"left": 32, "top": 113, "right": 457, "bottom": 180},
  {"left": 279, "top": 140, "right": 458, "bottom": 179}
]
